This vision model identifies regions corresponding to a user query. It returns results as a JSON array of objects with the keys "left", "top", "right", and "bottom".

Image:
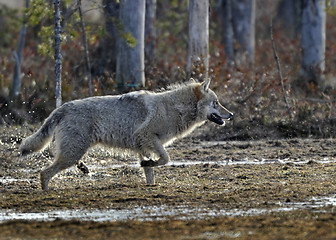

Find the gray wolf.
[{"left": 20, "top": 79, "right": 233, "bottom": 190}]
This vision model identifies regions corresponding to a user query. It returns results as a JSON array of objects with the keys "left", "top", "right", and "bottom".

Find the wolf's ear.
[{"left": 200, "top": 79, "right": 211, "bottom": 92}]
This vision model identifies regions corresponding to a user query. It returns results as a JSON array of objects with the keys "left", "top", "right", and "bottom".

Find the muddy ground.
[{"left": 0, "top": 123, "right": 336, "bottom": 239}]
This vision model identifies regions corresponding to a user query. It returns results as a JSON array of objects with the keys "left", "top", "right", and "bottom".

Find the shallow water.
[
  {"left": 1, "top": 195, "right": 335, "bottom": 223},
  {"left": 168, "top": 157, "right": 336, "bottom": 166},
  {"left": 88, "top": 157, "right": 336, "bottom": 170},
  {"left": 0, "top": 177, "right": 32, "bottom": 184}
]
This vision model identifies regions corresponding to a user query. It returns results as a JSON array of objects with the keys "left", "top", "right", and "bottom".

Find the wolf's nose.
[{"left": 228, "top": 113, "right": 234, "bottom": 121}]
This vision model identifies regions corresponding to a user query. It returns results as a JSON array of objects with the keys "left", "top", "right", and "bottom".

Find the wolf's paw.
[{"left": 141, "top": 160, "right": 158, "bottom": 167}]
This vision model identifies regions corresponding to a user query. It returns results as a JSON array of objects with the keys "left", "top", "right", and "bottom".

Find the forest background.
[{"left": 0, "top": 0, "right": 336, "bottom": 140}]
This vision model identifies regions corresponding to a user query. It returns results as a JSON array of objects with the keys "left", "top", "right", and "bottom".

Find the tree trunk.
[
  {"left": 300, "top": 0, "right": 326, "bottom": 84},
  {"left": 102, "top": 0, "right": 119, "bottom": 74},
  {"left": 10, "top": 0, "right": 29, "bottom": 106},
  {"left": 187, "top": 0, "right": 209, "bottom": 81},
  {"left": 220, "top": 0, "right": 256, "bottom": 68},
  {"left": 145, "top": 0, "right": 156, "bottom": 64},
  {"left": 276, "top": 0, "right": 301, "bottom": 38},
  {"left": 221, "top": 0, "right": 234, "bottom": 66},
  {"left": 231, "top": 0, "right": 255, "bottom": 67},
  {"left": 116, "top": 0, "right": 145, "bottom": 91},
  {"left": 78, "top": 0, "right": 93, "bottom": 96},
  {"left": 54, "top": 0, "right": 62, "bottom": 107}
]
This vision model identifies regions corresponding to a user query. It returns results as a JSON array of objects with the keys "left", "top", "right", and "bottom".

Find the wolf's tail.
[{"left": 20, "top": 109, "right": 64, "bottom": 156}]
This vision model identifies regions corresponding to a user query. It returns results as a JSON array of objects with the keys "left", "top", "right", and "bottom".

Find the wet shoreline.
[
  {"left": 1, "top": 194, "right": 336, "bottom": 223},
  {"left": 1, "top": 126, "right": 336, "bottom": 239}
]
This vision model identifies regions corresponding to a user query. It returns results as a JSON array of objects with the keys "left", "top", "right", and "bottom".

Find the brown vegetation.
[{"left": 0, "top": 1, "right": 335, "bottom": 138}]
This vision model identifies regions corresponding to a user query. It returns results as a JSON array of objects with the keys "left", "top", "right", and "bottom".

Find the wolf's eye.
[{"left": 213, "top": 100, "right": 219, "bottom": 107}]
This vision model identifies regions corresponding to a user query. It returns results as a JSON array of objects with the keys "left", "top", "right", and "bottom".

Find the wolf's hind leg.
[
  {"left": 40, "top": 144, "right": 89, "bottom": 190},
  {"left": 40, "top": 156, "right": 71, "bottom": 191}
]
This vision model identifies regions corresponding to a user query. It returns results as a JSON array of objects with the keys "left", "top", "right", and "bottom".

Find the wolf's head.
[{"left": 195, "top": 79, "right": 233, "bottom": 125}]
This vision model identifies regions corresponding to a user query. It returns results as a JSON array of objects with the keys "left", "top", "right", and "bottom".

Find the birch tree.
[
  {"left": 300, "top": 0, "right": 326, "bottom": 84},
  {"left": 116, "top": 0, "right": 145, "bottom": 91},
  {"left": 54, "top": 0, "right": 62, "bottom": 107},
  {"left": 187, "top": 0, "right": 209, "bottom": 81}
]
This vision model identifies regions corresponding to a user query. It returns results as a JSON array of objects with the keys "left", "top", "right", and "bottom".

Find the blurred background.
[{"left": 0, "top": 0, "right": 335, "bottom": 139}]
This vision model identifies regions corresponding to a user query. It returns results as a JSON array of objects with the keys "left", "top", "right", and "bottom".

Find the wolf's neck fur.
[
  {"left": 155, "top": 83, "right": 203, "bottom": 143},
  {"left": 164, "top": 83, "right": 199, "bottom": 117}
]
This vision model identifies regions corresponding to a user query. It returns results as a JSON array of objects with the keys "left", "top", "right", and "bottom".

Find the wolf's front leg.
[
  {"left": 140, "top": 137, "right": 170, "bottom": 167},
  {"left": 143, "top": 167, "right": 155, "bottom": 184},
  {"left": 139, "top": 154, "right": 155, "bottom": 185}
]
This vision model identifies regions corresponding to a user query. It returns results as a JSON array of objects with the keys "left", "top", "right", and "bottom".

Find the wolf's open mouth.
[{"left": 208, "top": 113, "right": 224, "bottom": 125}]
